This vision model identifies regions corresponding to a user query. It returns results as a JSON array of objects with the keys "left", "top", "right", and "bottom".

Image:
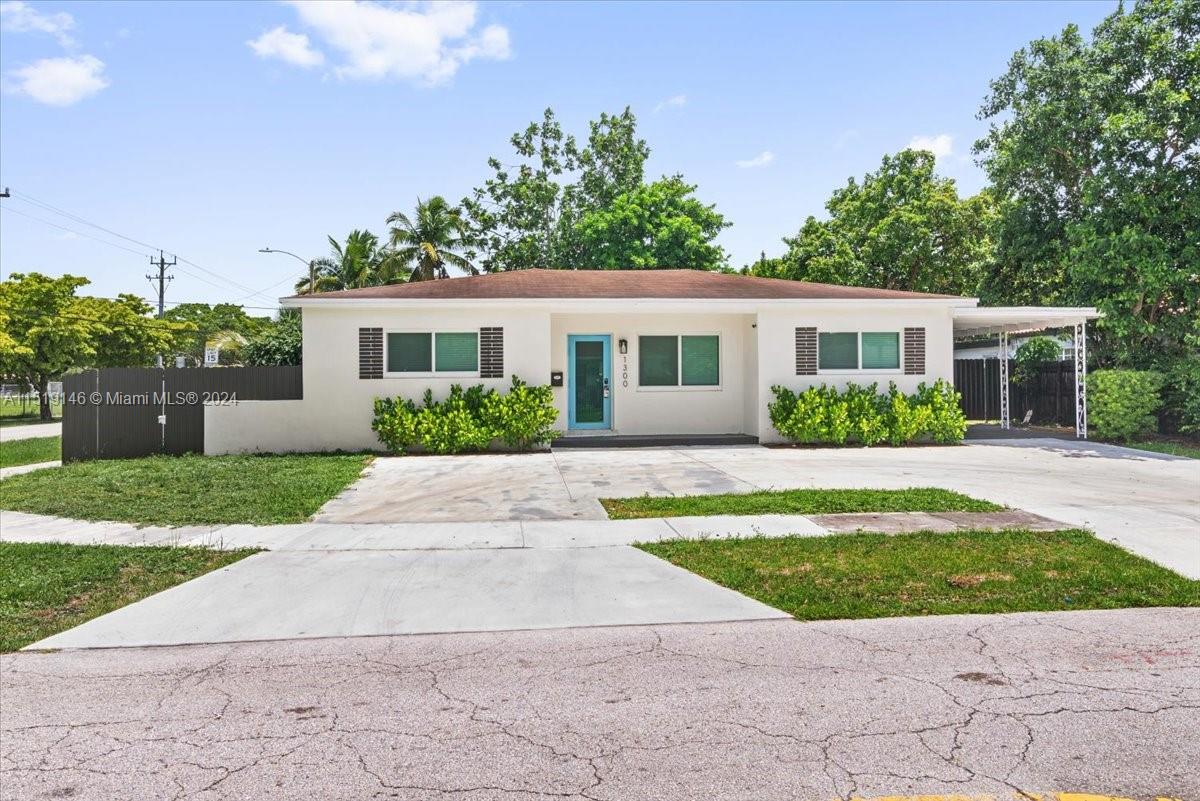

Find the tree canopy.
[
  {"left": 760, "top": 149, "right": 996, "bottom": 295},
  {"left": 461, "top": 107, "right": 728, "bottom": 271},
  {"left": 387, "top": 196, "right": 476, "bottom": 281},
  {"left": 975, "top": 0, "right": 1198, "bottom": 368},
  {"left": 0, "top": 273, "right": 181, "bottom": 418}
]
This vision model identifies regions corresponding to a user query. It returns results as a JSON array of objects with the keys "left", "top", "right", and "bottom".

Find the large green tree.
[
  {"left": 0, "top": 274, "right": 179, "bottom": 419},
  {"left": 386, "top": 196, "right": 476, "bottom": 282},
  {"left": 163, "top": 303, "right": 271, "bottom": 366},
  {"left": 763, "top": 149, "right": 996, "bottom": 295},
  {"left": 243, "top": 310, "right": 302, "bottom": 367},
  {"left": 462, "top": 107, "right": 728, "bottom": 271},
  {"left": 571, "top": 177, "right": 729, "bottom": 270},
  {"left": 975, "top": 0, "right": 1198, "bottom": 369}
]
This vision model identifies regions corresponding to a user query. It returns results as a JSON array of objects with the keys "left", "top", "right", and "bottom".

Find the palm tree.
[
  {"left": 386, "top": 197, "right": 476, "bottom": 282},
  {"left": 295, "top": 230, "right": 408, "bottom": 294}
]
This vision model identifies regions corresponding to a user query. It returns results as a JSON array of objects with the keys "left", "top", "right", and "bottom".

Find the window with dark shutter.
[
  {"left": 359, "top": 328, "right": 383, "bottom": 379},
  {"left": 480, "top": 327, "right": 504, "bottom": 378},
  {"left": 795, "top": 327, "right": 817, "bottom": 375},
  {"left": 904, "top": 327, "right": 926, "bottom": 375}
]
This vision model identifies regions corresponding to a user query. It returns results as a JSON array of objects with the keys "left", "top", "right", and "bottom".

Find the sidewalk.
[
  {"left": 0, "top": 421, "right": 61, "bottom": 442},
  {"left": 0, "top": 509, "right": 1072, "bottom": 552}
]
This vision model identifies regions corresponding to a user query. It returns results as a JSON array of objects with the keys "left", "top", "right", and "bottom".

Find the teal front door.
[{"left": 568, "top": 335, "right": 611, "bottom": 429}]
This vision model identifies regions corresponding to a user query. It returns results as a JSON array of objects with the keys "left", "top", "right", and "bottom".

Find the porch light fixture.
[{"left": 619, "top": 338, "right": 628, "bottom": 354}]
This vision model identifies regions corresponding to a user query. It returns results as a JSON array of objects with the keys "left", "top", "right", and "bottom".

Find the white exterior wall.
[
  {"left": 206, "top": 306, "right": 551, "bottom": 454},
  {"left": 549, "top": 313, "right": 751, "bottom": 436},
  {"left": 204, "top": 299, "right": 961, "bottom": 453},
  {"left": 755, "top": 304, "right": 956, "bottom": 444}
]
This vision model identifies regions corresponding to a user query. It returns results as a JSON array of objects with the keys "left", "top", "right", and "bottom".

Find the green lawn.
[
  {"left": 1125, "top": 440, "right": 1200, "bottom": 460},
  {"left": 639, "top": 529, "right": 1200, "bottom": 621},
  {"left": 0, "top": 453, "right": 371, "bottom": 526},
  {"left": 0, "top": 541, "right": 257, "bottom": 652},
  {"left": 601, "top": 487, "right": 1003, "bottom": 519},
  {"left": 1, "top": 436, "right": 61, "bottom": 468},
  {"left": 0, "top": 396, "right": 61, "bottom": 427}
]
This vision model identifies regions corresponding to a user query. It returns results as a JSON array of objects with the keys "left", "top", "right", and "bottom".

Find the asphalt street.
[{"left": 3, "top": 607, "right": 1197, "bottom": 800}]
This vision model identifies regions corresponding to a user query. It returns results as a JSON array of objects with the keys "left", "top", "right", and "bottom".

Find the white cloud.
[
  {"left": 654, "top": 94, "right": 686, "bottom": 112},
  {"left": 0, "top": 0, "right": 76, "bottom": 48},
  {"left": 6, "top": 54, "right": 108, "bottom": 105},
  {"left": 735, "top": 150, "right": 775, "bottom": 169},
  {"left": 908, "top": 133, "right": 954, "bottom": 159},
  {"left": 263, "top": 0, "right": 512, "bottom": 85},
  {"left": 247, "top": 25, "right": 324, "bottom": 68}
]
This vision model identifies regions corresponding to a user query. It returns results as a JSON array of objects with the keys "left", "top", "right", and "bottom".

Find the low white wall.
[
  {"left": 756, "top": 304, "right": 956, "bottom": 443},
  {"left": 549, "top": 312, "right": 752, "bottom": 436},
  {"left": 205, "top": 400, "right": 312, "bottom": 455}
]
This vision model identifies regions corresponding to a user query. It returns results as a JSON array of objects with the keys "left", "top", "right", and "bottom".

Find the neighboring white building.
[
  {"left": 954, "top": 334, "right": 1075, "bottom": 361},
  {"left": 204, "top": 270, "right": 1099, "bottom": 452}
]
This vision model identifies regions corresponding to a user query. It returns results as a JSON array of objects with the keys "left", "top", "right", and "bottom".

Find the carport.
[{"left": 953, "top": 307, "right": 1101, "bottom": 438}]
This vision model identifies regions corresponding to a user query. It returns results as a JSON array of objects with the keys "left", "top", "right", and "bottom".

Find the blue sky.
[{"left": 1, "top": 0, "right": 1115, "bottom": 312}]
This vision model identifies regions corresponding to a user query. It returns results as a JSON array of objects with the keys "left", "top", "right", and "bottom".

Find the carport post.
[
  {"left": 1075, "top": 320, "right": 1087, "bottom": 439},
  {"left": 998, "top": 330, "right": 1010, "bottom": 430}
]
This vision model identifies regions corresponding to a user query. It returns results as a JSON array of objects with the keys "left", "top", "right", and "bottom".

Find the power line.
[
  {"left": 3, "top": 190, "right": 281, "bottom": 302},
  {"left": 1, "top": 202, "right": 275, "bottom": 297},
  {"left": 0, "top": 205, "right": 153, "bottom": 258}
]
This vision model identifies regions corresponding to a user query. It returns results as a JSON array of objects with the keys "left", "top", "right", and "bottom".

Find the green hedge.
[
  {"left": 769, "top": 380, "right": 966, "bottom": 446},
  {"left": 1087, "top": 369, "right": 1164, "bottom": 441},
  {"left": 372, "top": 377, "right": 559, "bottom": 455}
]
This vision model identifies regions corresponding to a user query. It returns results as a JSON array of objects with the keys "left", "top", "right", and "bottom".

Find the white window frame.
[
  {"left": 636, "top": 332, "right": 723, "bottom": 392},
  {"left": 817, "top": 331, "right": 902, "bottom": 375},
  {"left": 384, "top": 329, "right": 480, "bottom": 378}
]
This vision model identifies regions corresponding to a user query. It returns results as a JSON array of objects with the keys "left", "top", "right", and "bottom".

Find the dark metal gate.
[
  {"left": 954, "top": 359, "right": 1076, "bottom": 426},
  {"left": 62, "top": 366, "right": 302, "bottom": 462}
]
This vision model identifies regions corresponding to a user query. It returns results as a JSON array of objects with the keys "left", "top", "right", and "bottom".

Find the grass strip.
[
  {"left": 602, "top": 487, "right": 1002, "bottom": 519},
  {"left": 638, "top": 529, "right": 1199, "bottom": 621},
  {"left": 0, "top": 453, "right": 370, "bottom": 526},
  {"left": 0, "top": 542, "right": 257, "bottom": 651},
  {"left": 1, "top": 436, "right": 61, "bottom": 469},
  {"left": 1125, "top": 440, "right": 1200, "bottom": 460}
]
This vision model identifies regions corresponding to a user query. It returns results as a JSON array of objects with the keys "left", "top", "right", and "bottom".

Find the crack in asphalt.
[{"left": 2, "top": 608, "right": 1198, "bottom": 800}]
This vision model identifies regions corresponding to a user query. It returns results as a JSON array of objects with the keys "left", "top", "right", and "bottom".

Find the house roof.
[{"left": 283, "top": 269, "right": 964, "bottom": 302}]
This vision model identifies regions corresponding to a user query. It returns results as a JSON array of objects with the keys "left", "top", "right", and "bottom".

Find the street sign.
[{"left": 204, "top": 346, "right": 220, "bottom": 366}]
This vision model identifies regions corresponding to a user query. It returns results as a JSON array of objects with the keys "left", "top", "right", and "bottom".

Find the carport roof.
[{"left": 953, "top": 306, "right": 1101, "bottom": 336}]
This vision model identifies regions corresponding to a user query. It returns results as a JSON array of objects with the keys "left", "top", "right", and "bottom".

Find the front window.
[
  {"left": 638, "top": 335, "right": 719, "bottom": 388},
  {"left": 386, "top": 331, "right": 478, "bottom": 374},
  {"left": 818, "top": 331, "right": 900, "bottom": 371}
]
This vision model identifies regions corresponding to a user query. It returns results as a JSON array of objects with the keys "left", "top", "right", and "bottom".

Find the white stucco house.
[{"left": 204, "top": 269, "right": 1099, "bottom": 453}]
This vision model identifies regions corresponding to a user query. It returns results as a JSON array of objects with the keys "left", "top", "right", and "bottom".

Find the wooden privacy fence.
[
  {"left": 954, "top": 359, "right": 1076, "bottom": 426},
  {"left": 62, "top": 366, "right": 302, "bottom": 462}
]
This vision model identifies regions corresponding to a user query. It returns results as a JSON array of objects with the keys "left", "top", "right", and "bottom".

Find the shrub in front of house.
[
  {"left": 1087, "top": 369, "right": 1164, "bottom": 441},
  {"left": 769, "top": 379, "right": 966, "bottom": 446},
  {"left": 372, "top": 377, "right": 559, "bottom": 454}
]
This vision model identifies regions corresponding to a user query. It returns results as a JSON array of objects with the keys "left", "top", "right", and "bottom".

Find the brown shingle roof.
[{"left": 287, "top": 269, "right": 963, "bottom": 301}]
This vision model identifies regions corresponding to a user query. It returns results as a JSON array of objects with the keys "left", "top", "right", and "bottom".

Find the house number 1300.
[{"left": 621, "top": 355, "right": 628, "bottom": 387}]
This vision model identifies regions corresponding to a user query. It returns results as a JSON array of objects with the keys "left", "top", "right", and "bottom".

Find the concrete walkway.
[
  {"left": 311, "top": 440, "right": 1199, "bottom": 577},
  {"left": 0, "top": 421, "right": 60, "bottom": 441},
  {"left": 5, "top": 608, "right": 1198, "bottom": 800},
  {"left": 0, "top": 460, "right": 60, "bottom": 479}
]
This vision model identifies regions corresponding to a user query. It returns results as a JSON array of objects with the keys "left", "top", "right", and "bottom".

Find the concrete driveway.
[
  {"left": 5, "top": 608, "right": 1197, "bottom": 800},
  {"left": 316, "top": 439, "right": 1200, "bottom": 577}
]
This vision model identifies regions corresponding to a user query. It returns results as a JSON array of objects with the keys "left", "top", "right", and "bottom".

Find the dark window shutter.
[
  {"left": 795, "top": 327, "right": 817, "bottom": 375},
  {"left": 480, "top": 327, "right": 504, "bottom": 378},
  {"left": 359, "top": 328, "right": 383, "bottom": 379},
  {"left": 904, "top": 327, "right": 926, "bottom": 375}
]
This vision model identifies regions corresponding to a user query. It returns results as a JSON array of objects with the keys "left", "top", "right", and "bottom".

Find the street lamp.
[{"left": 259, "top": 247, "right": 317, "bottom": 294}]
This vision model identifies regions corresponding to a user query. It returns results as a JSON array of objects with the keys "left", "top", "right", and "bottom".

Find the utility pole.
[
  {"left": 146, "top": 250, "right": 176, "bottom": 370},
  {"left": 146, "top": 249, "right": 176, "bottom": 318}
]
